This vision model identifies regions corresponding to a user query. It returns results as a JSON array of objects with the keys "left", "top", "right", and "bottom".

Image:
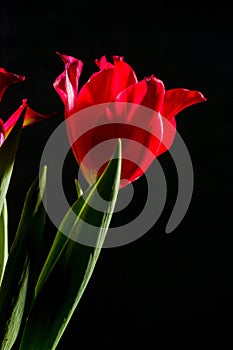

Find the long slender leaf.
[
  {"left": 0, "top": 166, "right": 47, "bottom": 350},
  {"left": 0, "top": 198, "right": 8, "bottom": 286},
  {"left": 19, "top": 140, "right": 122, "bottom": 350},
  {"left": 0, "top": 107, "right": 25, "bottom": 215},
  {"left": 0, "top": 106, "right": 27, "bottom": 288}
]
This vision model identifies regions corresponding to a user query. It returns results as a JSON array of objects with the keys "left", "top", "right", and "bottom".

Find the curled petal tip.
[
  {"left": 0, "top": 68, "right": 25, "bottom": 102},
  {"left": 200, "top": 92, "right": 207, "bottom": 101},
  {"left": 95, "top": 56, "right": 113, "bottom": 70},
  {"left": 19, "top": 74, "right": 26, "bottom": 81},
  {"left": 56, "top": 51, "right": 63, "bottom": 59},
  {"left": 55, "top": 51, "right": 83, "bottom": 67},
  {"left": 94, "top": 57, "right": 102, "bottom": 67},
  {"left": 113, "top": 55, "right": 124, "bottom": 62},
  {"left": 191, "top": 90, "right": 207, "bottom": 104},
  {"left": 144, "top": 75, "right": 162, "bottom": 85}
]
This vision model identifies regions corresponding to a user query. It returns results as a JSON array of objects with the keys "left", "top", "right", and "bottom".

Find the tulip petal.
[
  {"left": 0, "top": 68, "right": 25, "bottom": 102},
  {"left": 23, "top": 105, "right": 55, "bottom": 128},
  {"left": 94, "top": 55, "right": 114, "bottom": 70},
  {"left": 0, "top": 119, "right": 4, "bottom": 146},
  {"left": 74, "top": 123, "right": 162, "bottom": 187},
  {"left": 4, "top": 99, "right": 54, "bottom": 139},
  {"left": 72, "top": 75, "right": 165, "bottom": 187},
  {"left": 156, "top": 116, "right": 176, "bottom": 156},
  {"left": 112, "top": 55, "right": 138, "bottom": 89},
  {"left": 115, "top": 76, "right": 165, "bottom": 113},
  {"left": 75, "top": 56, "right": 138, "bottom": 112},
  {"left": 53, "top": 52, "right": 83, "bottom": 116},
  {"left": 68, "top": 102, "right": 163, "bottom": 188},
  {"left": 3, "top": 100, "right": 27, "bottom": 138},
  {"left": 161, "top": 88, "right": 207, "bottom": 120}
]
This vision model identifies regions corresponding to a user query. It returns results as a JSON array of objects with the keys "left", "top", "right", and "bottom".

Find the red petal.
[
  {"left": 0, "top": 67, "right": 25, "bottom": 102},
  {"left": 0, "top": 119, "right": 4, "bottom": 146},
  {"left": 3, "top": 100, "right": 27, "bottom": 138},
  {"left": 72, "top": 122, "right": 162, "bottom": 188},
  {"left": 115, "top": 76, "right": 165, "bottom": 113},
  {"left": 112, "top": 55, "right": 138, "bottom": 90},
  {"left": 71, "top": 74, "right": 164, "bottom": 188},
  {"left": 95, "top": 56, "right": 114, "bottom": 70},
  {"left": 53, "top": 52, "right": 83, "bottom": 116},
  {"left": 4, "top": 99, "right": 54, "bottom": 139},
  {"left": 161, "top": 88, "right": 207, "bottom": 120},
  {"left": 156, "top": 116, "right": 177, "bottom": 157},
  {"left": 23, "top": 105, "right": 55, "bottom": 128},
  {"left": 75, "top": 56, "right": 138, "bottom": 112},
  {"left": 67, "top": 101, "right": 163, "bottom": 188}
]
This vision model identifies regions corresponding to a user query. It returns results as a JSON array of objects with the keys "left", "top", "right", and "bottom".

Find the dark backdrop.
[{"left": 1, "top": 0, "right": 232, "bottom": 347}]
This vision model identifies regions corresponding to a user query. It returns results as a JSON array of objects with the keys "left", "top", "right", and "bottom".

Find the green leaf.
[
  {"left": 0, "top": 198, "right": 8, "bottom": 287},
  {"left": 0, "top": 166, "right": 47, "bottom": 350},
  {"left": 19, "top": 140, "right": 122, "bottom": 350},
  {"left": 74, "top": 178, "right": 83, "bottom": 198},
  {"left": 0, "top": 107, "right": 25, "bottom": 215}
]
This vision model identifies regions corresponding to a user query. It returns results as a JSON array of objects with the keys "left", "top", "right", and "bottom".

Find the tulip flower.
[
  {"left": 54, "top": 53, "right": 206, "bottom": 188},
  {"left": 0, "top": 68, "right": 53, "bottom": 147},
  {"left": 0, "top": 55, "right": 207, "bottom": 350}
]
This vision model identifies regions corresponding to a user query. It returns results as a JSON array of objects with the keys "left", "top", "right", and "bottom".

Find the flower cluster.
[{"left": 0, "top": 54, "right": 206, "bottom": 350}]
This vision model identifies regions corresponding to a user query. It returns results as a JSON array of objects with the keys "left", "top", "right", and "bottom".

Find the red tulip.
[
  {"left": 54, "top": 53, "right": 206, "bottom": 188},
  {"left": 0, "top": 68, "right": 54, "bottom": 147}
]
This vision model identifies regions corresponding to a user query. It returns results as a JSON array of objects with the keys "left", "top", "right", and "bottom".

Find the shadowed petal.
[{"left": 0, "top": 68, "right": 25, "bottom": 102}]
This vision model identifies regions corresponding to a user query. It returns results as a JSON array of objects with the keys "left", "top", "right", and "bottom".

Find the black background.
[{"left": 1, "top": 0, "right": 233, "bottom": 347}]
